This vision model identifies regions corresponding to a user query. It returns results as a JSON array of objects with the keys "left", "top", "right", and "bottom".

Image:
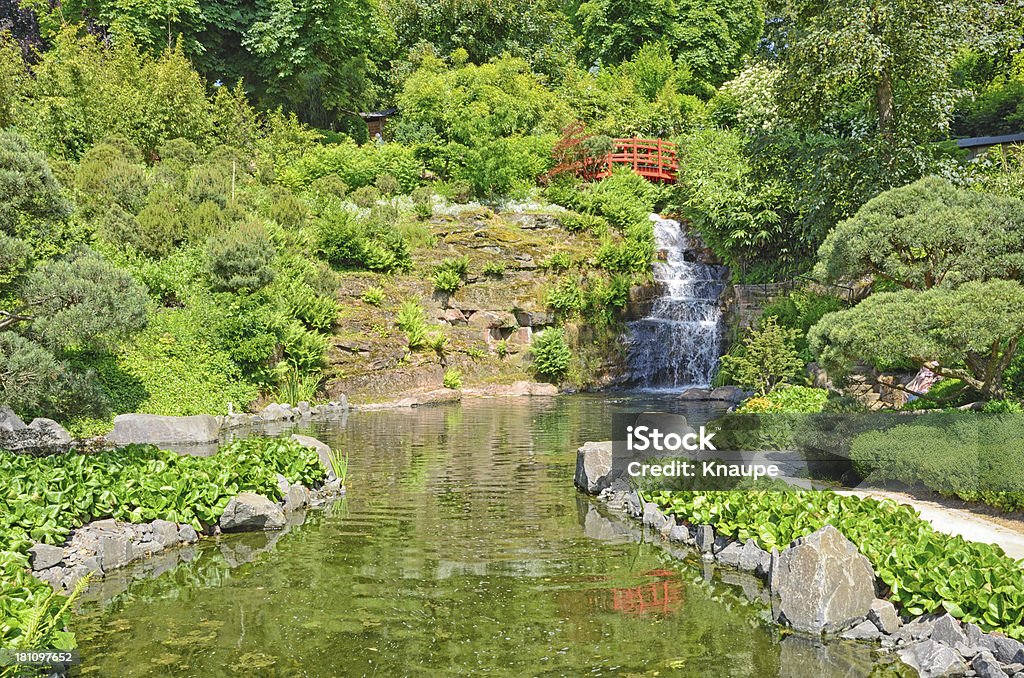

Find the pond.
[{"left": 72, "top": 395, "right": 887, "bottom": 676}]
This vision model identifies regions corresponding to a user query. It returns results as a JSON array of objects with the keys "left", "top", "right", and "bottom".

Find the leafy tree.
[
  {"left": 720, "top": 316, "right": 803, "bottom": 394},
  {"left": 575, "top": 0, "right": 763, "bottom": 88},
  {"left": 774, "top": 0, "right": 988, "bottom": 152},
  {"left": 815, "top": 177, "right": 1024, "bottom": 290},
  {"left": 810, "top": 279, "right": 1024, "bottom": 399},
  {"left": 379, "top": 0, "right": 575, "bottom": 74}
]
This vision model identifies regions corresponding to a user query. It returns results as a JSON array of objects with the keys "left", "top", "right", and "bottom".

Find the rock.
[
  {"left": 642, "top": 503, "right": 669, "bottom": 529},
  {"left": 899, "top": 639, "right": 968, "bottom": 677},
  {"left": 29, "top": 544, "right": 65, "bottom": 571},
  {"left": 710, "top": 386, "right": 749, "bottom": 402},
  {"left": 966, "top": 623, "right": 986, "bottom": 647},
  {"left": 973, "top": 652, "right": 1009, "bottom": 678},
  {"left": 0, "top": 406, "right": 26, "bottom": 432},
  {"left": 868, "top": 599, "right": 902, "bottom": 635},
  {"left": 842, "top": 620, "right": 883, "bottom": 642},
  {"left": 283, "top": 484, "right": 309, "bottom": 512},
  {"left": 736, "top": 539, "right": 771, "bottom": 574},
  {"left": 625, "top": 490, "right": 642, "bottom": 517},
  {"left": 443, "top": 309, "right": 467, "bottom": 325},
  {"left": 696, "top": 525, "right": 715, "bottom": 553},
  {"left": 291, "top": 434, "right": 337, "bottom": 481},
  {"left": 97, "top": 533, "right": 130, "bottom": 572},
  {"left": 219, "top": 493, "right": 286, "bottom": 531},
  {"left": 933, "top": 614, "right": 967, "bottom": 648},
  {"left": 716, "top": 542, "right": 744, "bottom": 567},
  {"left": 27, "top": 418, "right": 72, "bottom": 445},
  {"left": 987, "top": 636, "right": 1024, "bottom": 665},
  {"left": 513, "top": 310, "right": 552, "bottom": 327},
  {"left": 574, "top": 441, "right": 614, "bottom": 494},
  {"left": 150, "top": 520, "right": 180, "bottom": 548},
  {"left": 467, "top": 310, "right": 506, "bottom": 329},
  {"left": 178, "top": 525, "right": 199, "bottom": 544},
  {"left": 297, "top": 401, "right": 311, "bottom": 418},
  {"left": 259, "top": 403, "right": 295, "bottom": 422},
  {"left": 668, "top": 524, "right": 692, "bottom": 544},
  {"left": 771, "top": 525, "right": 876, "bottom": 635},
  {"left": 107, "top": 413, "right": 220, "bottom": 445},
  {"left": 323, "top": 478, "right": 343, "bottom": 495},
  {"left": 894, "top": 616, "right": 940, "bottom": 644},
  {"left": 276, "top": 474, "right": 290, "bottom": 496}
]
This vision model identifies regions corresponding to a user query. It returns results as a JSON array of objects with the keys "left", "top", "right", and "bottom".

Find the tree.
[
  {"left": 0, "top": 131, "right": 70, "bottom": 238},
  {"left": 815, "top": 177, "right": 1024, "bottom": 290},
  {"left": 774, "top": 0, "right": 989, "bottom": 153},
  {"left": 810, "top": 280, "right": 1024, "bottom": 399},
  {"left": 378, "top": 0, "right": 575, "bottom": 75},
  {"left": 720, "top": 316, "right": 803, "bottom": 394},
  {"left": 575, "top": 0, "right": 763, "bottom": 88}
]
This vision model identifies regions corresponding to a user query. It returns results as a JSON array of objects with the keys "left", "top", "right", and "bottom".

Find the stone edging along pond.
[
  {"left": 27, "top": 434, "right": 345, "bottom": 596},
  {"left": 575, "top": 442, "right": 1024, "bottom": 678}
]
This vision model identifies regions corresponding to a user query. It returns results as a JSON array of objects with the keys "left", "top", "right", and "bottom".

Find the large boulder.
[
  {"left": 291, "top": 434, "right": 337, "bottom": 481},
  {"left": 107, "top": 414, "right": 220, "bottom": 445},
  {"left": 0, "top": 406, "right": 26, "bottom": 432},
  {"left": 219, "top": 493, "right": 286, "bottom": 532},
  {"left": 574, "top": 441, "right": 614, "bottom": 494},
  {"left": 771, "top": 525, "right": 876, "bottom": 634}
]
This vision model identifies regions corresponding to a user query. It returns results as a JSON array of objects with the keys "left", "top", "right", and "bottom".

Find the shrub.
[
  {"left": 411, "top": 186, "right": 434, "bottom": 219},
  {"left": 206, "top": 222, "right": 277, "bottom": 294},
  {"left": 316, "top": 209, "right": 411, "bottom": 273},
  {"left": 560, "top": 211, "right": 608, "bottom": 234},
  {"left": 849, "top": 413, "right": 1024, "bottom": 513},
  {"left": 433, "top": 268, "right": 463, "bottom": 294},
  {"left": 541, "top": 251, "right": 573, "bottom": 271},
  {"left": 361, "top": 286, "right": 385, "bottom": 306},
  {"left": 719, "top": 317, "right": 803, "bottom": 395},
  {"left": 736, "top": 386, "right": 829, "bottom": 414},
  {"left": 482, "top": 261, "right": 506, "bottom": 277},
  {"left": 529, "top": 328, "right": 571, "bottom": 381},
  {"left": 349, "top": 185, "right": 381, "bottom": 209},
  {"left": 396, "top": 299, "right": 428, "bottom": 349},
  {"left": 443, "top": 369, "right": 463, "bottom": 389},
  {"left": 546, "top": 277, "right": 585, "bottom": 315},
  {"left": 375, "top": 173, "right": 401, "bottom": 196}
]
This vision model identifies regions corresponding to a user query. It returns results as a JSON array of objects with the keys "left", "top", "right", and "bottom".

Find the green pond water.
[{"left": 72, "top": 395, "right": 892, "bottom": 677}]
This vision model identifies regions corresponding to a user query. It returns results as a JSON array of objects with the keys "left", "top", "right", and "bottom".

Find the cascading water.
[{"left": 625, "top": 215, "right": 726, "bottom": 389}]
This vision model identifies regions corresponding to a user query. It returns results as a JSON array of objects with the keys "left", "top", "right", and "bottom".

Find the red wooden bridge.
[{"left": 548, "top": 135, "right": 679, "bottom": 184}]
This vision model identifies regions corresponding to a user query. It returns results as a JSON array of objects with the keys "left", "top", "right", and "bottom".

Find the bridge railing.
[{"left": 595, "top": 138, "right": 679, "bottom": 183}]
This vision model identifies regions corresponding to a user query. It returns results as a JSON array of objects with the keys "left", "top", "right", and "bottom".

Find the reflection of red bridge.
[
  {"left": 611, "top": 569, "right": 683, "bottom": 615},
  {"left": 549, "top": 137, "right": 679, "bottom": 184}
]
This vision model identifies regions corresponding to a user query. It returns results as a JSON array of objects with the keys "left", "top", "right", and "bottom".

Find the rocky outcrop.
[
  {"left": 218, "top": 493, "right": 287, "bottom": 532},
  {"left": 771, "top": 525, "right": 876, "bottom": 634},
  {"left": 106, "top": 413, "right": 221, "bottom": 445},
  {"left": 574, "top": 441, "right": 615, "bottom": 494}
]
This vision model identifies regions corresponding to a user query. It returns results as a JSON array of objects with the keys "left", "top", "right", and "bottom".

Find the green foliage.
[
  {"left": 396, "top": 299, "right": 429, "bottom": 350},
  {"left": 811, "top": 280, "right": 1024, "bottom": 399},
  {"left": 410, "top": 186, "right": 434, "bottom": 219},
  {"left": 559, "top": 211, "right": 608, "bottom": 234},
  {"left": 273, "top": 363, "right": 321, "bottom": 405},
  {"left": 326, "top": 446, "right": 349, "bottom": 487},
  {"left": 205, "top": 222, "right": 277, "bottom": 294},
  {"left": 0, "top": 436, "right": 326, "bottom": 649},
  {"left": 316, "top": 208, "right": 411, "bottom": 273},
  {"left": 280, "top": 140, "right": 422, "bottom": 193},
  {"left": 719, "top": 317, "right": 803, "bottom": 395},
  {"left": 849, "top": 414, "right": 1024, "bottom": 512},
  {"left": 736, "top": 386, "right": 829, "bottom": 414},
  {"left": 482, "top": 261, "right": 506, "bottom": 277},
  {"left": 360, "top": 286, "right": 385, "bottom": 306},
  {"left": 529, "top": 328, "right": 571, "bottom": 381},
  {"left": 575, "top": 0, "right": 763, "bottom": 89},
  {"left": 649, "top": 488, "right": 1024, "bottom": 637},
  {"left": 443, "top": 368, "right": 463, "bottom": 389},
  {"left": 433, "top": 268, "right": 464, "bottom": 294},
  {"left": 815, "top": 177, "right": 1024, "bottom": 290},
  {"left": 760, "top": 290, "right": 843, "bottom": 362}
]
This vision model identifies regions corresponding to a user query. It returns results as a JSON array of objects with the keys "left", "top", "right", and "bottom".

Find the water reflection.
[{"left": 72, "top": 396, "right": 892, "bottom": 677}]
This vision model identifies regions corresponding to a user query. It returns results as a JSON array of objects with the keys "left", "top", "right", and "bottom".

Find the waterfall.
[{"left": 624, "top": 215, "right": 726, "bottom": 389}]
